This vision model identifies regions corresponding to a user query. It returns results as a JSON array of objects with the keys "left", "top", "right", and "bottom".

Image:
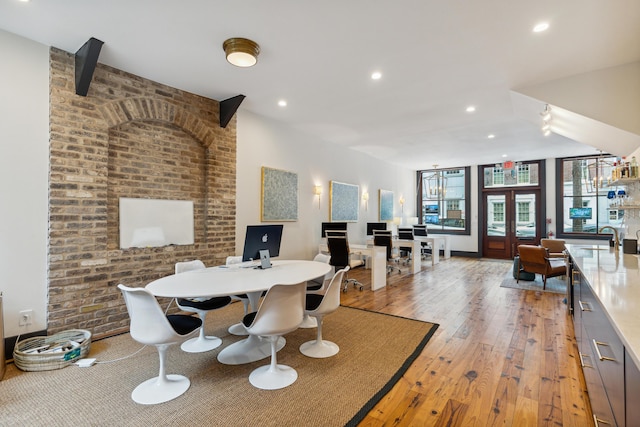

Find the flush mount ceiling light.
[
  {"left": 223, "top": 38, "right": 260, "bottom": 67},
  {"left": 533, "top": 22, "right": 549, "bottom": 33}
]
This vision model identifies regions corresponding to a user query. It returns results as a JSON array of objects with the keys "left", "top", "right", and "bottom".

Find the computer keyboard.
[{"left": 237, "top": 260, "right": 259, "bottom": 268}]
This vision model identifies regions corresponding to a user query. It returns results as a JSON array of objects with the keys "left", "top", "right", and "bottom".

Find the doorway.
[{"left": 482, "top": 189, "right": 541, "bottom": 259}]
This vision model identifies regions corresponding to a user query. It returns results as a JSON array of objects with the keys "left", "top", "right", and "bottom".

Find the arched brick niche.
[{"left": 48, "top": 48, "right": 236, "bottom": 337}]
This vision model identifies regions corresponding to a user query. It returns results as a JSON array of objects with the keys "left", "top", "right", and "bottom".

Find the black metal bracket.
[
  {"left": 219, "top": 94, "right": 245, "bottom": 128},
  {"left": 75, "top": 37, "right": 104, "bottom": 96}
]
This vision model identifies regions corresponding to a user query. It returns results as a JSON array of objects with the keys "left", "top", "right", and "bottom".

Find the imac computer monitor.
[
  {"left": 366, "top": 222, "right": 387, "bottom": 236},
  {"left": 242, "top": 224, "right": 284, "bottom": 262},
  {"left": 321, "top": 222, "right": 347, "bottom": 238}
]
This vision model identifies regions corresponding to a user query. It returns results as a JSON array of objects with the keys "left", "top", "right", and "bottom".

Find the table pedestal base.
[{"left": 217, "top": 335, "right": 286, "bottom": 365}]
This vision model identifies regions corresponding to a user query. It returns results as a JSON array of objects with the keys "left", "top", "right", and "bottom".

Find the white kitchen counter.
[{"left": 566, "top": 244, "right": 640, "bottom": 368}]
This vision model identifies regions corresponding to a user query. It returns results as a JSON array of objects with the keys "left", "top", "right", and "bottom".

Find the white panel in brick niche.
[{"left": 119, "top": 198, "right": 194, "bottom": 249}]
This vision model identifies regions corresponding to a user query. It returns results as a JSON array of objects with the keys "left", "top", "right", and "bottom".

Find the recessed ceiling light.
[
  {"left": 278, "top": 100, "right": 287, "bottom": 107},
  {"left": 371, "top": 71, "right": 382, "bottom": 80},
  {"left": 533, "top": 22, "right": 549, "bottom": 33},
  {"left": 487, "top": 134, "right": 495, "bottom": 139},
  {"left": 466, "top": 106, "right": 476, "bottom": 113},
  {"left": 502, "top": 154, "right": 508, "bottom": 158}
]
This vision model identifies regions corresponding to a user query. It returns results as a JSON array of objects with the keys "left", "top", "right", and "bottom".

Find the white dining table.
[{"left": 146, "top": 259, "right": 332, "bottom": 365}]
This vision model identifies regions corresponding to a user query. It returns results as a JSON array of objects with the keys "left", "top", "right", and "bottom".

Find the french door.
[{"left": 482, "top": 189, "right": 541, "bottom": 259}]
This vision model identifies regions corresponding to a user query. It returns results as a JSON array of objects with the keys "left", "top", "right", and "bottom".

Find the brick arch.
[{"left": 99, "top": 98, "right": 218, "bottom": 148}]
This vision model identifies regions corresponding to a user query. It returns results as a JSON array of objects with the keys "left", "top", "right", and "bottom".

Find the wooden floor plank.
[{"left": 341, "top": 257, "right": 593, "bottom": 426}]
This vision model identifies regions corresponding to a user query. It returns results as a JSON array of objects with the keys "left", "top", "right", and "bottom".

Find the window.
[
  {"left": 494, "top": 202, "right": 504, "bottom": 222},
  {"left": 417, "top": 166, "right": 470, "bottom": 234},
  {"left": 517, "top": 202, "right": 530, "bottom": 222},
  {"left": 484, "top": 162, "right": 539, "bottom": 188},
  {"left": 517, "top": 164, "right": 530, "bottom": 184},
  {"left": 556, "top": 155, "right": 618, "bottom": 236},
  {"left": 493, "top": 167, "right": 504, "bottom": 185}
]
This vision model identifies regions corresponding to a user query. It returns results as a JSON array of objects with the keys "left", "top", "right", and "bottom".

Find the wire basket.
[{"left": 13, "top": 329, "right": 91, "bottom": 372}]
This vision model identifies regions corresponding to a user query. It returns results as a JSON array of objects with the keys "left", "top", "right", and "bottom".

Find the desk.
[
  {"left": 320, "top": 239, "right": 422, "bottom": 290},
  {"left": 365, "top": 238, "right": 423, "bottom": 272},
  {"left": 414, "top": 236, "right": 450, "bottom": 263},
  {"left": 146, "top": 260, "right": 331, "bottom": 365},
  {"left": 317, "top": 242, "right": 387, "bottom": 291}
]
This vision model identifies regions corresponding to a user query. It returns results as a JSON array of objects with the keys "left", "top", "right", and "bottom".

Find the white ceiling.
[{"left": 2, "top": 0, "right": 639, "bottom": 169}]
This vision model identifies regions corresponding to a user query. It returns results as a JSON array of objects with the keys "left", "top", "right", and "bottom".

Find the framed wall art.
[
  {"left": 329, "top": 181, "right": 359, "bottom": 222},
  {"left": 261, "top": 166, "right": 298, "bottom": 221},
  {"left": 379, "top": 189, "right": 394, "bottom": 221}
]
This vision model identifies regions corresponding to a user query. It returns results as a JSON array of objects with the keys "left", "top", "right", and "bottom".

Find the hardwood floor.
[{"left": 340, "top": 256, "right": 592, "bottom": 426}]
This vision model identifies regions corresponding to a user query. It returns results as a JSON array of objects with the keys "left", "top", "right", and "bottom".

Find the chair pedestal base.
[
  {"left": 217, "top": 335, "right": 286, "bottom": 365},
  {"left": 180, "top": 335, "right": 222, "bottom": 353},
  {"left": 299, "top": 314, "right": 318, "bottom": 329},
  {"left": 132, "top": 374, "right": 190, "bottom": 405},
  {"left": 299, "top": 339, "right": 339, "bottom": 358},
  {"left": 228, "top": 322, "right": 249, "bottom": 336},
  {"left": 249, "top": 364, "right": 298, "bottom": 390}
]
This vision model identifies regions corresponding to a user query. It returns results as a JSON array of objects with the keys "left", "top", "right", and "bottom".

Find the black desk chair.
[
  {"left": 412, "top": 224, "right": 432, "bottom": 260},
  {"left": 397, "top": 227, "right": 414, "bottom": 265},
  {"left": 373, "top": 230, "right": 401, "bottom": 274},
  {"left": 326, "top": 233, "right": 364, "bottom": 292}
]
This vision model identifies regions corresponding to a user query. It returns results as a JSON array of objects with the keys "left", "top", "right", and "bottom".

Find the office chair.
[
  {"left": 301, "top": 253, "right": 334, "bottom": 329},
  {"left": 117, "top": 284, "right": 202, "bottom": 404},
  {"left": 412, "top": 224, "right": 432, "bottom": 260},
  {"left": 373, "top": 230, "right": 402, "bottom": 274},
  {"left": 326, "top": 232, "right": 364, "bottom": 292},
  {"left": 397, "top": 227, "right": 414, "bottom": 265},
  {"left": 243, "top": 282, "right": 306, "bottom": 390},
  {"left": 174, "top": 260, "right": 232, "bottom": 352},
  {"left": 299, "top": 267, "right": 347, "bottom": 358}
]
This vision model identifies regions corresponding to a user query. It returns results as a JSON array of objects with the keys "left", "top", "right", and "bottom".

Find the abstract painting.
[
  {"left": 261, "top": 166, "right": 298, "bottom": 221},
  {"left": 330, "top": 181, "right": 359, "bottom": 222},
  {"left": 379, "top": 189, "right": 394, "bottom": 221}
]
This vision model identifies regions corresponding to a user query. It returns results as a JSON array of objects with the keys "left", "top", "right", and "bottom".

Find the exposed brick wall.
[{"left": 48, "top": 47, "right": 236, "bottom": 338}]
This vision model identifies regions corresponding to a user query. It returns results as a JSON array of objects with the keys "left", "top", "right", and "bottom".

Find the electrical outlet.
[{"left": 19, "top": 309, "right": 33, "bottom": 326}]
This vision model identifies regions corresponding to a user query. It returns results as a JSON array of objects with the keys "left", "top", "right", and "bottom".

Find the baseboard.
[
  {"left": 4, "top": 329, "right": 48, "bottom": 364},
  {"left": 450, "top": 250, "right": 481, "bottom": 258}
]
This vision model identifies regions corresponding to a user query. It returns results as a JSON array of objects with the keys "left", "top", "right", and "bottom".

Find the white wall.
[
  {"left": 236, "top": 110, "right": 417, "bottom": 260},
  {"left": 0, "top": 29, "right": 49, "bottom": 337},
  {"left": 517, "top": 62, "right": 640, "bottom": 137}
]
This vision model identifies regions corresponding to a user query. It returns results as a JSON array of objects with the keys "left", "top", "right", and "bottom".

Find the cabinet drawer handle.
[
  {"left": 593, "top": 414, "right": 612, "bottom": 425},
  {"left": 578, "top": 352, "right": 593, "bottom": 368},
  {"left": 578, "top": 300, "right": 592, "bottom": 311},
  {"left": 592, "top": 340, "right": 617, "bottom": 362}
]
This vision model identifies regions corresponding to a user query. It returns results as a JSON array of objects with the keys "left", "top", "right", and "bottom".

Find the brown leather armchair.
[
  {"left": 540, "top": 238, "right": 566, "bottom": 258},
  {"left": 517, "top": 244, "right": 567, "bottom": 290}
]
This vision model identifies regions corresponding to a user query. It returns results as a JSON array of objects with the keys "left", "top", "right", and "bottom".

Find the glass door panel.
[{"left": 515, "top": 193, "right": 536, "bottom": 239}]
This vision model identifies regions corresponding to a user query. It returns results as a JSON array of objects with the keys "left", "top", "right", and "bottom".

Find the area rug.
[
  {"left": 2, "top": 303, "right": 438, "bottom": 427},
  {"left": 500, "top": 269, "right": 567, "bottom": 294}
]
